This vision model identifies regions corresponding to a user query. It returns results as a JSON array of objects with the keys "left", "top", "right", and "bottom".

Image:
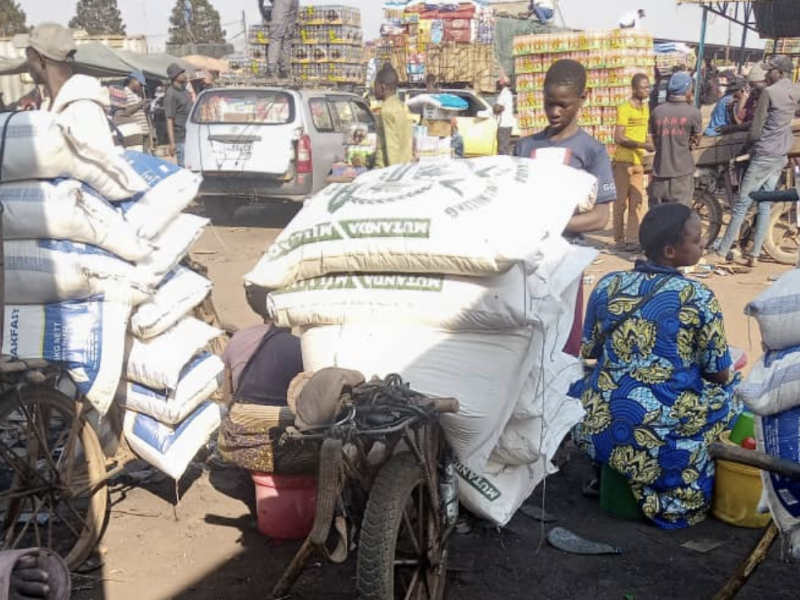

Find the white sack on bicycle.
[
  {"left": 117, "top": 352, "right": 224, "bottom": 425},
  {"left": 745, "top": 270, "right": 800, "bottom": 351},
  {"left": 737, "top": 347, "right": 800, "bottom": 416},
  {"left": 2, "top": 298, "right": 131, "bottom": 416},
  {"left": 0, "top": 111, "right": 146, "bottom": 200},
  {"left": 0, "top": 180, "right": 153, "bottom": 261},
  {"left": 134, "top": 214, "right": 209, "bottom": 287},
  {"left": 245, "top": 157, "right": 597, "bottom": 289},
  {"left": 124, "top": 401, "right": 222, "bottom": 480},
  {"left": 124, "top": 317, "right": 223, "bottom": 390}
]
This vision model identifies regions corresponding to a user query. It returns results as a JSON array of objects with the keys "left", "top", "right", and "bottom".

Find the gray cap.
[
  {"left": 765, "top": 55, "right": 795, "bottom": 74},
  {"left": 167, "top": 63, "right": 186, "bottom": 80},
  {"left": 13, "top": 22, "right": 77, "bottom": 63},
  {"left": 747, "top": 63, "right": 767, "bottom": 84}
]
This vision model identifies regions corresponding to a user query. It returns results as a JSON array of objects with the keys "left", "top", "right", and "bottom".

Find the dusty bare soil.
[{"left": 72, "top": 208, "right": 797, "bottom": 600}]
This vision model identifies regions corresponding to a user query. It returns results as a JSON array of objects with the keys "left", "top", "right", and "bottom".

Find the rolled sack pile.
[
  {"left": 0, "top": 110, "right": 224, "bottom": 481},
  {"left": 739, "top": 270, "right": 800, "bottom": 558},
  {"left": 246, "top": 156, "right": 599, "bottom": 525}
]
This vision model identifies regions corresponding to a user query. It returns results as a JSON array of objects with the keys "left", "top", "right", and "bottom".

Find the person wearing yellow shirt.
[
  {"left": 613, "top": 74, "right": 655, "bottom": 251},
  {"left": 374, "top": 64, "right": 413, "bottom": 169}
]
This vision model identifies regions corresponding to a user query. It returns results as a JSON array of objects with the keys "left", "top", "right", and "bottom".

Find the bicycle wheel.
[
  {"left": 0, "top": 387, "right": 109, "bottom": 569},
  {"left": 357, "top": 452, "right": 448, "bottom": 600},
  {"left": 763, "top": 202, "right": 799, "bottom": 266},
  {"left": 693, "top": 190, "right": 724, "bottom": 248}
]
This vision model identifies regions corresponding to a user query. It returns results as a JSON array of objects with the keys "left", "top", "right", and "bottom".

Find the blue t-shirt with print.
[
  {"left": 704, "top": 93, "right": 734, "bottom": 137},
  {"left": 514, "top": 129, "right": 616, "bottom": 204}
]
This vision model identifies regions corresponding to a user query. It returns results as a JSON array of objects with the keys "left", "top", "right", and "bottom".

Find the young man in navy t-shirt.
[{"left": 514, "top": 59, "right": 616, "bottom": 355}]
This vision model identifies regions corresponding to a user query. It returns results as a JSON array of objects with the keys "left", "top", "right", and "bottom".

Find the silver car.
[{"left": 184, "top": 87, "right": 375, "bottom": 221}]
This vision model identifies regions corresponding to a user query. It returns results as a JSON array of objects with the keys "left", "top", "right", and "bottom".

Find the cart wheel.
[
  {"left": 358, "top": 452, "right": 448, "bottom": 600},
  {"left": 0, "top": 387, "right": 109, "bottom": 569},
  {"left": 692, "top": 189, "right": 724, "bottom": 248},
  {"left": 764, "top": 202, "right": 799, "bottom": 266}
]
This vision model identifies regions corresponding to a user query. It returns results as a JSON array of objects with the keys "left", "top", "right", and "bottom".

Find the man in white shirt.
[
  {"left": 619, "top": 9, "right": 646, "bottom": 30},
  {"left": 494, "top": 76, "right": 516, "bottom": 155},
  {"left": 14, "top": 22, "right": 115, "bottom": 154},
  {"left": 529, "top": 0, "right": 555, "bottom": 23}
]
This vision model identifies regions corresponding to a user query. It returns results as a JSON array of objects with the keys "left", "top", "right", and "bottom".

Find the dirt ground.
[{"left": 73, "top": 208, "right": 798, "bottom": 600}]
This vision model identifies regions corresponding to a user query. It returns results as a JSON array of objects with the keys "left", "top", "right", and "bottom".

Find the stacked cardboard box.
[
  {"left": 379, "top": 0, "right": 497, "bottom": 92},
  {"left": 514, "top": 30, "right": 655, "bottom": 156},
  {"left": 248, "top": 5, "right": 365, "bottom": 83}
]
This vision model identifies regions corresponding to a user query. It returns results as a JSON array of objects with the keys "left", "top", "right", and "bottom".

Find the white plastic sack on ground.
[
  {"left": 269, "top": 265, "right": 530, "bottom": 331},
  {"left": 135, "top": 214, "right": 209, "bottom": 287},
  {"left": 246, "top": 157, "right": 598, "bottom": 289},
  {"left": 4, "top": 240, "right": 153, "bottom": 305},
  {"left": 117, "top": 352, "right": 224, "bottom": 425},
  {"left": 130, "top": 267, "right": 212, "bottom": 340},
  {"left": 124, "top": 401, "right": 222, "bottom": 480},
  {"left": 745, "top": 270, "right": 800, "bottom": 351},
  {"left": 756, "top": 407, "right": 800, "bottom": 559},
  {"left": 301, "top": 323, "right": 537, "bottom": 472},
  {"left": 0, "top": 111, "right": 146, "bottom": 200},
  {"left": 3, "top": 298, "right": 130, "bottom": 415},
  {"left": 125, "top": 317, "right": 223, "bottom": 390},
  {"left": 116, "top": 152, "right": 203, "bottom": 239},
  {"left": 0, "top": 180, "right": 153, "bottom": 261},
  {"left": 492, "top": 393, "right": 585, "bottom": 466},
  {"left": 455, "top": 458, "right": 555, "bottom": 526},
  {"left": 737, "top": 347, "right": 800, "bottom": 416}
]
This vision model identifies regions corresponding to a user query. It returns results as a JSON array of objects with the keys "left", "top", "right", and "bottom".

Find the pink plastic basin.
[{"left": 251, "top": 473, "right": 317, "bottom": 540}]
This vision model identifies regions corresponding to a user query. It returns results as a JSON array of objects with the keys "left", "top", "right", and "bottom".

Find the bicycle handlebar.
[{"left": 749, "top": 188, "right": 800, "bottom": 203}]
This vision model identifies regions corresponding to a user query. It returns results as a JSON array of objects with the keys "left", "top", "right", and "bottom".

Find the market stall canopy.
[
  {"left": 72, "top": 43, "right": 138, "bottom": 78},
  {"left": 677, "top": 0, "right": 800, "bottom": 38},
  {"left": 181, "top": 55, "right": 230, "bottom": 73},
  {"left": 116, "top": 51, "right": 195, "bottom": 81}
]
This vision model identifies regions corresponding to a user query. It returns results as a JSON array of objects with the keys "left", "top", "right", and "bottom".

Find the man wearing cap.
[
  {"left": 494, "top": 75, "right": 515, "bottom": 155},
  {"left": 164, "top": 63, "right": 192, "bottom": 166},
  {"left": 14, "top": 22, "right": 116, "bottom": 153},
  {"left": 704, "top": 77, "right": 747, "bottom": 137},
  {"left": 717, "top": 64, "right": 768, "bottom": 134},
  {"left": 715, "top": 56, "right": 800, "bottom": 266},
  {"left": 112, "top": 72, "right": 150, "bottom": 153},
  {"left": 648, "top": 72, "right": 703, "bottom": 206}
]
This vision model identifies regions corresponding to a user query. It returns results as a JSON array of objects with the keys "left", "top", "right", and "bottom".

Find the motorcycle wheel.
[{"left": 763, "top": 202, "right": 799, "bottom": 266}]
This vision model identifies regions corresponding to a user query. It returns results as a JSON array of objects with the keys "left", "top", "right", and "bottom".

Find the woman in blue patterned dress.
[{"left": 570, "top": 203, "right": 741, "bottom": 529}]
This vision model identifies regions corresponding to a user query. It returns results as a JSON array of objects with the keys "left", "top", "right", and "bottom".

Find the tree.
[
  {"left": 0, "top": 0, "right": 28, "bottom": 37},
  {"left": 168, "top": 0, "right": 226, "bottom": 45},
  {"left": 68, "top": 0, "right": 126, "bottom": 36}
]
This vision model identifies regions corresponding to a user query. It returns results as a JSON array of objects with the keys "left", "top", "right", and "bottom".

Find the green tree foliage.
[
  {"left": 0, "top": 0, "right": 28, "bottom": 37},
  {"left": 68, "top": 0, "right": 126, "bottom": 36},
  {"left": 168, "top": 0, "right": 226, "bottom": 45}
]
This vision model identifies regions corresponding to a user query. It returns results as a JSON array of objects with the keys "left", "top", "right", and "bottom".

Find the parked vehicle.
[{"left": 184, "top": 87, "right": 376, "bottom": 221}]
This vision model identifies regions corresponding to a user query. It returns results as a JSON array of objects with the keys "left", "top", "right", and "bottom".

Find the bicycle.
[{"left": 272, "top": 373, "right": 459, "bottom": 600}]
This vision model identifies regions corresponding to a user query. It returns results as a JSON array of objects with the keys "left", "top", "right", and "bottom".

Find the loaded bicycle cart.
[{"left": 0, "top": 108, "right": 229, "bottom": 569}]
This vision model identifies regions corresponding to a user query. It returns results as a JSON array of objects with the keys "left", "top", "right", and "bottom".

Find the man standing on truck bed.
[
  {"left": 261, "top": 0, "right": 299, "bottom": 79},
  {"left": 374, "top": 64, "right": 413, "bottom": 168},
  {"left": 165, "top": 63, "right": 192, "bottom": 167}
]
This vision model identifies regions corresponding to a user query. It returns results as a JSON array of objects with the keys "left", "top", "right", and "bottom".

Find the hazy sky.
[{"left": 19, "top": 0, "right": 759, "bottom": 52}]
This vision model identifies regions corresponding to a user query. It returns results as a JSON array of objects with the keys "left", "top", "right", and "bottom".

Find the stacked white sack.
[
  {"left": 740, "top": 271, "right": 800, "bottom": 557},
  {"left": 249, "top": 157, "right": 595, "bottom": 525}
]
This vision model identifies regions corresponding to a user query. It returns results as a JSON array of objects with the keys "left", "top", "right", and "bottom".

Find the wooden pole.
[
  {"left": 710, "top": 443, "right": 800, "bottom": 481},
  {"left": 711, "top": 523, "right": 779, "bottom": 600}
]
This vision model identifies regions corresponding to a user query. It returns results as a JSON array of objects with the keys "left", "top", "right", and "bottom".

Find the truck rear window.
[{"left": 193, "top": 91, "right": 295, "bottom": 125}]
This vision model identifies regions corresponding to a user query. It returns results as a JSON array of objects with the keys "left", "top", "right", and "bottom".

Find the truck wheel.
[{"left": 203, "top": 197, "right": 239, "bottom": 224}]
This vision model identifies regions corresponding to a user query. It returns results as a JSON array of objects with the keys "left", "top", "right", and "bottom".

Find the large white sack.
[
  {"left": 135, "top": 214, "right": 209, "bottom": 286},
  {"left": 130, "top": 267, "right": 212, "bottom": 340},
  {"left": 0, "top": 111, "right": 146, "bottom": 200},
  {"left": 756, "top": 408, "right": 800, "bottom": 559},
  {"left": 0, "top": 179, "right": 153, "bottom": 261},
  {"left": 455, "top": 458, "right": 555, "bottom": 526},
  {"left": 124, "top": 401, "right": 222, "bottom": 480},
  {"left": 117, "top": 352, "right": 224, "bottom": 425},
  {"left": 3, "top": 298, "right": 130, "bottom": 415},
  {"left": 745, "top": 270, "right": 800, "bottom": 351},
  {"left": 269, "top": 266, "right": 530, "bottom": 331},
  {"left": 245, "top": 157, "right": 598, "bottom": 289},
  {"left": 4, "top": 240, "right": 153, "bottom": 305},
  {"left": 125, "top": 317, "right": 223, "bottom": 390},
  {"left": 737, "top": 347, "right": 800, "bottom": 416},
  {"left": 116, "top": 152, "right": 203, "bottom": 239},
  {"left": 301, "top": 323, "right": 538, "bottom": 472}
]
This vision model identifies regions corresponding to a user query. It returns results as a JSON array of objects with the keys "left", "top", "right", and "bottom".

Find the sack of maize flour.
[
  {"left": 0, "top": 110, "right": 145, "bottom": 200},
  {"left": 245, "top": 157, "right": 598, "bottom": 289},
  {"left": 135, "top": 214, "right": 209, "bottom": 286},
  {"left": 745, "top": 270, "right": 800, "bottom": 351}
]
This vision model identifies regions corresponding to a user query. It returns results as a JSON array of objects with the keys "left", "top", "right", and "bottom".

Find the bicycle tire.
[
  {"left": 0, "top": 387, "right": 109, "bottom": 569},
  {"left": 763, "top": 202, "right": 799, "bottom": 266},
  {"left": 357, "top": 452, "right": 447, "bottom": 600},
  {"left": 692, "top": 189, "right": 724, "bottom": 248}
]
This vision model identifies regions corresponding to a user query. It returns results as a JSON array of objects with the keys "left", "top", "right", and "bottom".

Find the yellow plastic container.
[{"left": 713, "top": 432, "right": 772, "bottom": 529}]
